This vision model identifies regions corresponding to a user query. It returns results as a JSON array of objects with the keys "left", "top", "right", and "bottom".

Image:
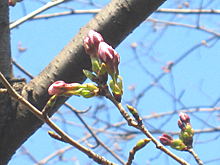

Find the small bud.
[
  {"left": 84, "top": 30, "right": 104, "bottom": 57},
  {"left": 158, "top": 134, "right": 173, "bottom": 146},
  {"left": 161, "top": 61, "right": 174, "bottom": 73},
  {"left": 98, "top": 42, "right": 120, "bottom": 80},
  {"left": 179, "top": 112, "right": 190, "bottom": 124},
  {"left": 48, "top": 131, "right": 65, "bottom": 142},
  {"left": 202, "top": 40, "right": 208, "bottom": 47},
  {"left": 48, "top": 81, "right": 80, "bottom": 96},
  {"left": 126, "top": 105, "right": 138, "bottom": 115},
  {"left": 131, "top": 42, "right": 137, "bottom": 49},
  {"left": 42, "top": 94, "right": 58, "bottom": 116},
  {"left": 136, "top": 138, "right": 151, "bottom": 149},
  {"left": 48, "top": 81, "right": 68, "bottom": 95}
]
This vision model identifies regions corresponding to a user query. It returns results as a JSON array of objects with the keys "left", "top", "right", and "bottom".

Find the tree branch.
[
  {"left": 0, "top": 0, "right": 13, "bottom": 78},
  {"left": 1, "top": 0, "right": 166, "bottom": 163}
]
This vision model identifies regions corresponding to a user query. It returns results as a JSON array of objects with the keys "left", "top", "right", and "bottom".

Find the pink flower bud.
[
  {"left": 48, "top": 81, "right": 80, "bottom": 95},
  {"left": 179, "top": 112, "right": 190, "bottom": 124},
  {"left": 158, "top": 134, "right": 173, "bottom": 146},
  {"left": 98, "top": 42, "right": 120, "bottom": 76},
  {"left": 84, "top": 30, "right": 104, "bottom": 57},
  {"left": 48, "top": 81, "right": 67, "bottom": 95}
]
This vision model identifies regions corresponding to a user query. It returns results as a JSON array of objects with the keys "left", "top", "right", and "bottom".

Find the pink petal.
[{"left": 48, "top": 81, "right": 66, "bottom": 95}]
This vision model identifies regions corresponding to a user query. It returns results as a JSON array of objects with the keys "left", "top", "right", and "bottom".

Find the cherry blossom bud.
[
  {"left": 179, "top": 123, "right": 194, "bottom": 148},
  {"left": 98, "top": 42, "right": 120, "bottom": 80},
  {"left": 48, "top": 81, "right": 67, "bottom": 95},
  {"left": 158, "top": 134, "right": 173, "bottom": 146},
  {"left": 48, "top": 81, "right": 80, "bottom": 95},
  {"left": 159, "top": 134, "right": 187, "bottom": 151},
  {"left": 178, "top": 114, "right": 194, "bottom": 148},
  {"left": 84, "top": 30, "right": 104, "bottom": 57},
  {"left": 179, "top": 112, "right": 190, "bottom": 124}
]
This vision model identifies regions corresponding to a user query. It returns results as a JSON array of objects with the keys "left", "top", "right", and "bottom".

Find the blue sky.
[{"left": 8, "top": 0, "right": 220, "bottom": 165}]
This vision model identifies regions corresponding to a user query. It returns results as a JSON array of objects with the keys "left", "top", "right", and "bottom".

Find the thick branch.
[
  {"left": 1, "top": 0, "right": 166, "bottom": 164},
  {"left": 0, "top": 0, "right": 13, "bottom": 79},
  {"left": 0, "top": 1, "right": 15, "bottom": 164}
]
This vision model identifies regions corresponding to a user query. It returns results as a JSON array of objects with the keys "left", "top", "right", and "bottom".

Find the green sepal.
[
  {"left": 179, "top": 124, "right": 194, "bottom": 141},
  {"left": 185, "top": 124, "right": 194, "bottom": 137},
  {"left": 83, "top": 69, "right": 98, "bottom": 80},
  {"left": 171, "top": 139, "right": 187, "bottom": 151},
  {"left": 117, "top": 75, "right": 123, "bottom": 92},
  {"left": 91, "top": 57, "right": 100, "bottom": 73},
  {"left": 100, "top": 63, "right": 107, "bottom": 75},
  {"left": 47, "top": 94, "right": 57, "bottom": 107},
  {"left": 79, "top": 83, "right": 98, "bottom": 91},
  {"left": 64, "top": 88, "right": 82, "bottom": 96}
]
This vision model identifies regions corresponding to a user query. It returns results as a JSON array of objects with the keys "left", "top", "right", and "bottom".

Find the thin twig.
[
  {"left": 65, "top": 102, "right": 125, "bottom": 164},
  {"left": 20, "top": 146, "right": 40, "bottom": 164},
  {"left": 0, "top": 72, "right": 116, "bottom": 165},
  {"left": 188, "top": 148, "right": 203, "bottom": 165},
  {"left": 10, "top": 8, "right": 220, "bottom": 25},
  {"left": 12, "top": 58, "right": 34, "bottom": 79},
  {"left": 10, "top": 0, "right": 67, "bottom": 29},
  {"left": 146, "top": 18, "right": 220, "bottom": 37},
  {"left": 11, "top": 59, "right": 124, "bottom": 163},
  {"left": 156, "top": 8, "right": 220, "bottom": 14},
  {"left": 104, "top": 87, "right": 190, "bottom": 165}
]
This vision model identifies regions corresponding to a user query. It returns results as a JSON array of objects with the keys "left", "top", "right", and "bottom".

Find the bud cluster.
[
  {"left": 47, "top": 30, "right": 123, "bottom": 104},
  {"left": 158, "top": 134, "right": 187, "bottom": 151},
  {"left": 83, "top": 30, "right": 123, "bottom": 102},
  {"left": 178, "top": 112, "right": 194, "bottom": 148},
  {"left": 158, "top": 113, "right": 194, "bottom": 151}
]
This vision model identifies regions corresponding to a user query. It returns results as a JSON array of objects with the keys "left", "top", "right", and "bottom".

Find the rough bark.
[
  {"left": 0, "top": 1, "right": 16, "bottom": 165},
  {"left": 0, "top": 0, "right": 13, "bottom": 79},
  {"left": 0, "top": 0, "right": 166, "bottom": 164}
]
